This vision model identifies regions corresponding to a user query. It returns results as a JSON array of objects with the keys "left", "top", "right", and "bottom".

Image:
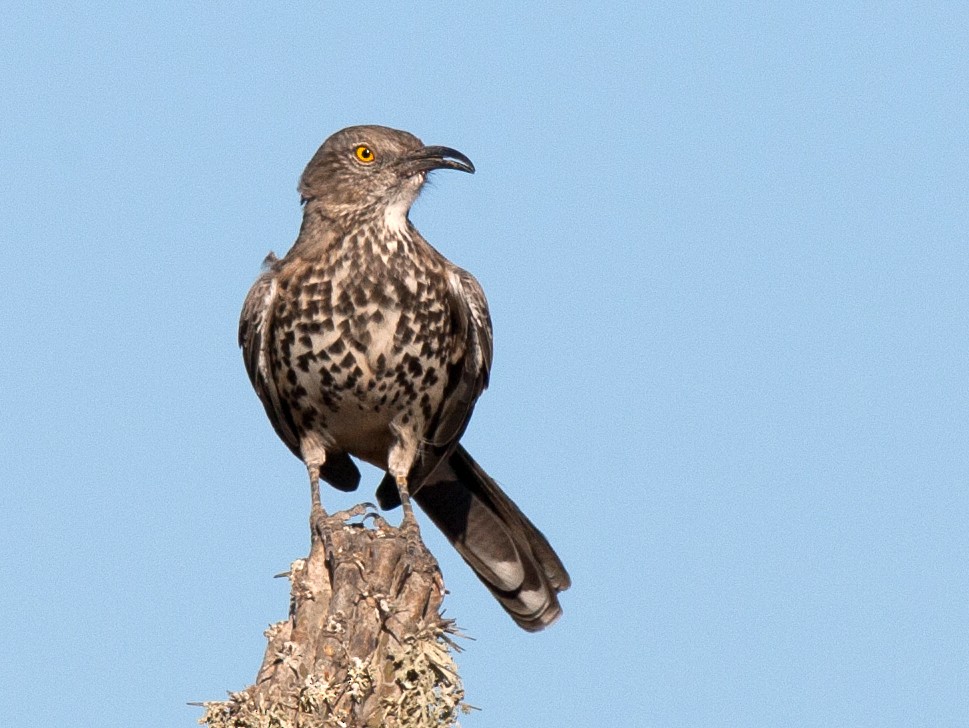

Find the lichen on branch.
[{"left": 198, "top": 509, "right": 470, "bottom": 728}]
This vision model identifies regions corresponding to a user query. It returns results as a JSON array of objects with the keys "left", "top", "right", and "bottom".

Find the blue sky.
[{"left": 2, "top": 3, "right": 967, "bottom": 726}]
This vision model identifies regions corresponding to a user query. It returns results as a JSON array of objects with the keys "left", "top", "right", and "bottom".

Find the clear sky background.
[{"left": 2, "top": 3, "right": 967, "bottom": 727}]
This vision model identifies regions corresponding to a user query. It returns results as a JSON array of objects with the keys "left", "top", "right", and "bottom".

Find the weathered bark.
[{"left": 199, "top": 507, "right": 468, "bottom": 727}]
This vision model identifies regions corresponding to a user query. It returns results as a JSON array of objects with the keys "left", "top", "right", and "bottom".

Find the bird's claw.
[{"left": 329, "top": 502, "right": 376, "bottom": 523}]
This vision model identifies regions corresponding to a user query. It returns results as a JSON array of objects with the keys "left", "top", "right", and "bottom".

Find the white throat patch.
[{"left": 383, "top": 177, "right": 422, "bottom": 236}]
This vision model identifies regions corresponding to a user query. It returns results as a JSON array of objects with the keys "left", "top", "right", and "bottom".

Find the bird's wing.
[
  {"left": 238, "top": 253, "right": 301, "bottom": 457},
  {"left": 427, "top": 265, "right": 494, "bottom": 448}
]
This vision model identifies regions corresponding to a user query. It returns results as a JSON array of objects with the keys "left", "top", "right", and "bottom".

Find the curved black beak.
[{"left": 401, "top": 145, "right": 475, "bottom": 175}]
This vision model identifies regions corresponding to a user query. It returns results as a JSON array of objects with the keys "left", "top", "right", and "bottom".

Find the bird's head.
[{"left": 298, "top": 125, "right": 474, "bottom": 225}]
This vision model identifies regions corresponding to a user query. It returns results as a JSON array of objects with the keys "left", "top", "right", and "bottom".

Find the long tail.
[{"left": 409, "top": 445, "right": 570, "bottom": 631}]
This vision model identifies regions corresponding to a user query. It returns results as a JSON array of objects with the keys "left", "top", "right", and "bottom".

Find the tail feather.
[{"left": 412, "top": 445, "right": 570, "bottom": 631}]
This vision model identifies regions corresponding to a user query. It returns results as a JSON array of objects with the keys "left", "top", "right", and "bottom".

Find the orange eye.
[{"left": 354, "top": 145, "right": 375, "bottom": 163}]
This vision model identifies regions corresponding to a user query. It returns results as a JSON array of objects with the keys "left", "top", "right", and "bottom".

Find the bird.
[{"left": 239, "top": 125, "right": 570, "bottom": 631}]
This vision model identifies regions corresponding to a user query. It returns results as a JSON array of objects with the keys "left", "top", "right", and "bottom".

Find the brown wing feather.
[
  {"left": 426, "top": 266, "right": 493, "bottom": 447},
  {"left": 239, "top": 253, "right": 301, "bottom": 457}
]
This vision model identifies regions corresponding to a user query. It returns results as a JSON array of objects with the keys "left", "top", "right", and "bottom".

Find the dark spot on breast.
[{"left": 336, "top": 290, "right": 353, "bottom": 316}]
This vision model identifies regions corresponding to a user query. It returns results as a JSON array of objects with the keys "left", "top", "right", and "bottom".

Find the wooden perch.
[{"left": 198, "top": 506, "right": 469, "bottom": 728}]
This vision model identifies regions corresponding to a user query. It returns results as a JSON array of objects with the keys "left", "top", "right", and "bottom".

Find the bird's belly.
[{"left": 284, "top": 314, "right": 449, "bottom": 458}]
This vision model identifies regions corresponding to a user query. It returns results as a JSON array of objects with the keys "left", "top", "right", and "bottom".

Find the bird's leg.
[
  {"left": 392, "top": 473, "right": 438, "bottom": 573},
  {"left": 395, "top": 473, "right": 421, "bottom": 539},
  {"left": 301, "top": 434, "right": 336, "bottom": 550},
  {"left": 309, "top": 463, "right": 322, "bottom": 509},
  {"left": 307, "top": 462, "right": 331, "bottom": 546},
  {"left": 387, "top": 430, "right": 425, "bottom": 555}
]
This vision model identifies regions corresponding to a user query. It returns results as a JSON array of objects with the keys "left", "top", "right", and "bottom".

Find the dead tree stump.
[{"left": 199, "top": 507, "right": 468, "bottom": 728}]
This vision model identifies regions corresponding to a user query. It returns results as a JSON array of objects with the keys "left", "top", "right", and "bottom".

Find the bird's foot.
[
  {"left": 398, "top": 510, "right": 421, "bottom": 541},
  {"left": 391, "top": 474, "right": 434, "bottom": 569},
  {"left": 312, "top": 502, "right": 382, "bottom": 562},
  {"left": 329, "top": 502, "right": 377, "bottom": 524},
  {"left": 399, "top": 510, "right": 434, "bottom": 567},
  {"left": 310, "top": 502, "right": 336, "bottom": 561}
]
